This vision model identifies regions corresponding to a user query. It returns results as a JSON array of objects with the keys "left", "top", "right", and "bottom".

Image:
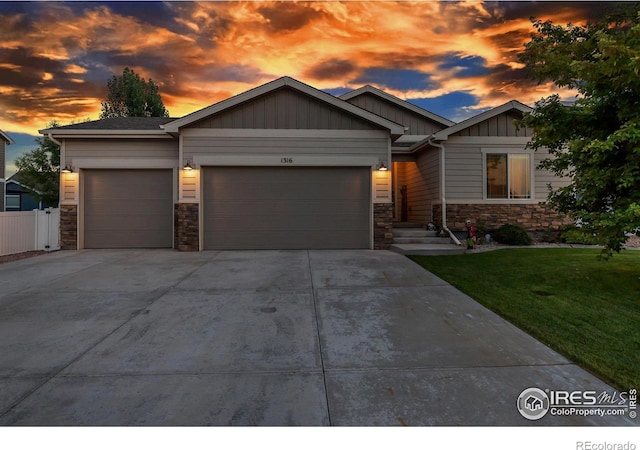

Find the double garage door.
[
  {"left": 83, "top": 167, "right": 371, "bottom": 249},
  {"left": 203, "top": 166, "right": 371, "bottom": 250}
]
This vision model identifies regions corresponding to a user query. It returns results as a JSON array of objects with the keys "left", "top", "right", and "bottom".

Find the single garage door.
[
  {"left": 203, "top": 166, "right": 370, "bottom": 250},
  {"left": 84, "top": 169, "right": 173, "bottom": 248}
]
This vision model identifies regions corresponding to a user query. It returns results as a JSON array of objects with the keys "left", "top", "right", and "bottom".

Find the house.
[
  {"left": 0, "top": 128, "right": 14, "bottom": 212},
  {"left": 40, "top": 76, "right": 569, "bottom": 251},
  {"left": 525, "top": 395, "right": 544, "bottom": 411},
  {"left": 5, "top": 172, "right": 57, "bottom": 211}
]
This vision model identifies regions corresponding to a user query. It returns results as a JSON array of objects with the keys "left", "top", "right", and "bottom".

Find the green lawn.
[{"left": 409, "top": 248, "right": 640, "bottom": 391}]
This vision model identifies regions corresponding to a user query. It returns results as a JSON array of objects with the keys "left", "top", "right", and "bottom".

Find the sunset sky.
[{"left": 1, "top": 1, "right": 616, "bottom": 175}]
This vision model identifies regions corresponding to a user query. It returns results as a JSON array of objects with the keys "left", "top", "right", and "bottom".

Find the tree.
[
  {"left": 99, "top": 67, "right": 169, "bottom": 119},
  {"left": 14, "top": 121, "right": 61, "bottom": 205},
  {"left": 519, "top": 5, "right": 640, "bottom": 257}
]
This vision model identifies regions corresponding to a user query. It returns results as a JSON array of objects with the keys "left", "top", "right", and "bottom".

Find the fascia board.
[
  {"left": 0, "top": 130, "right": 14, "bottom": 144},
  {"left": 38, "top": 129, "right": 173, "bottom": 139}
]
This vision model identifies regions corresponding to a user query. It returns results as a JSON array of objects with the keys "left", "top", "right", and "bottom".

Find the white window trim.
[{"left": 481, "top": 148, "right": 535, "bottom": 201}]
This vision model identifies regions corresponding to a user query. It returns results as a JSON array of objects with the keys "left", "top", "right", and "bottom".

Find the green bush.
[
  {"left": 493, "top": 223, "right": 533, "bottom": 246},
  {"left": 560, "top": 225, "right": 600, "bottom": 245}
]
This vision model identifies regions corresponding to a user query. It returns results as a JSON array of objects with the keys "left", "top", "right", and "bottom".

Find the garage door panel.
[
  {"left": 204, "top": 166, "right": 370, "bottom": 250},
  {"left": 209, "top": 230, "right": 368, "bottom": 250},
  {"left": 84, "top": 169, "right": 173, "bottom": 248},
  {"left": 84, "top": 231, "right": 168, "bottom": 248},
  {"left": 210, "top": 199, "right": 368, "bottom": 216},
  {"left": 209, "top": 214, "right": 368, "bottom": 232}
]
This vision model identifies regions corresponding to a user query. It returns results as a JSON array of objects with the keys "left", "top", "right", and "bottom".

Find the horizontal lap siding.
[
  {"left": 184, "top": 135, "right": 388, "bottom": 161},
  {"left": 64, "top": 139, "right": 178, "bottom": 161},
  {"left": 534, "top": 149, "right": 571, "bottom": 200},
  {"left": 0, "top": 142, "right": 4, "bottom": 211},
  {"left": 445, "top": 145, "right": 484, "bottom": 200},
  {"left": 416, "top": 149, "right": 440, "bottom": 223},
  {"left": 444, "top": 142, "right": 570, "bottom": 201}
]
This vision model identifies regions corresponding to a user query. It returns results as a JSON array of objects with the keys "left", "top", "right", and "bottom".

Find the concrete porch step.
[
  {"left": 390, "top": 243, "right": 466, "bottom": 256},
  {"left": 392, "top": 222, "right": 424, "bottom": 228},
  {"left": 392, "top": 228, "right": 439, "bottom": 238},
  {"left": 393, "top": 236, "right": 455, "bottom": 244}
]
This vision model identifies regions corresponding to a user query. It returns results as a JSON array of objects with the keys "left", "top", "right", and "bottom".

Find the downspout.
[
  {"left": 47, "top": 133, "right": 62, "bottom": 147},
  {"left": 428, "top": 137, "right": 461, "bottom": 246}
]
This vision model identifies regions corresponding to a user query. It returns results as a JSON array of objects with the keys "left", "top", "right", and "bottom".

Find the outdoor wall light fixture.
[
  {"left": 61, "top": 165, "right": 73, "bottom": 173},
  {"left": 377, "top": 162, "right": 388, "bottom": 171},
  {"left": 183, "top": 161, "right": 194, "bottom": 171}
]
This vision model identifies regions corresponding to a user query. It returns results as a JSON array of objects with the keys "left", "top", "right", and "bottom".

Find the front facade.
[
  {"left": 45, "top": 77, "right": 402, "bottom": 251},
  {"left": 42, "top": 76, "right": 569, "bottom": 251},
  {"left": 0, "top": 129, "right": 14, "bottom": 212}
]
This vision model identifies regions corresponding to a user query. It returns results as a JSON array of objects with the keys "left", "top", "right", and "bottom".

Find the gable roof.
[
  {"left": 340, "top": 85, "right": 455, "bottom": 128},
  {"left": 7, "top": 172, "right": 42, "bottom": 194},
  {"left": 432, "top": 100, "right": 532, "bottom": 141},
  {"left": 0, "top": 129, "right": 14, "bottom": 144},
  {"left": 162, "top": 76, "right": 406, "bottom": 137}
]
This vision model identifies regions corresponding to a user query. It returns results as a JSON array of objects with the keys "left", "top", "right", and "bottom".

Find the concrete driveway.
[{"left": 0, "top": 250, "right": 633, "bottom": 426}]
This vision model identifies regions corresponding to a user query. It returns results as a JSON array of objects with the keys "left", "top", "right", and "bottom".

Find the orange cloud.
[{"left": 0, "top": 1, "right": 608, "bottom": 136}]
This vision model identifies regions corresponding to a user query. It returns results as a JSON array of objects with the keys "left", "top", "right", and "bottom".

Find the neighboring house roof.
[
  {"left": 0, "top": 128, "right": 14, "bottom": 144},
  {"left": 6, "top": 173, "right": 43, "bottom": 195},
  {"left": 340, "top": 85, "right": 456, "bottom": 128},
  {"left": 39, "top": 117, "right": 176, "bottom": 138},
  {"left": 432, "top": 100, "right": 532, "bottom": 141},
  {"left": 162, "top": 76, "right": 406, "bottom": 137}
]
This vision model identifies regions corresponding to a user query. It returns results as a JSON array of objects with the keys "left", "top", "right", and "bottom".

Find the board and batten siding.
[
  {"left": 452, "top": 111, "right": 533, "bottom": 138},
  {"left": 190, "top": 87, "right": 379, "bottom": 131},
  {"left": 346, "top": 93, "right": 447, "bottom": 135}
]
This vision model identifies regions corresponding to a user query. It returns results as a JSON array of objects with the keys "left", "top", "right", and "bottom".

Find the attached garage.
[
  {"left": 83, "top": 169, "right": 174, "bottom": 248},
  {"left": 203, "top": 166, "right": 371, "bottom": 250}
]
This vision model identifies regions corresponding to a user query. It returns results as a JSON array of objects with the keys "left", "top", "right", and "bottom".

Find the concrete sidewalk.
[{"left": 0, "top": 249, "right": 634, "bottom": 426}]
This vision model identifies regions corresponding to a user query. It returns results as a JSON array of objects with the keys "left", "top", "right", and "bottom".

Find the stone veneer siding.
[
  {"left": 373, "top": 203, "right": 393, "bottom": 250},
  {"left": 433, "top": 203, "right": 569, "bottom": 232},
  {"left": 60, "top": 205, "right": 78, "bottom": 250},
  {"left": 174, "top": 203, "right": 199, "bottom": 251}
]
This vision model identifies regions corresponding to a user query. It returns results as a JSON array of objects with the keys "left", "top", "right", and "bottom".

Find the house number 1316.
[{"left": 281, "top": 157, "right": 293, "bottom": 164}]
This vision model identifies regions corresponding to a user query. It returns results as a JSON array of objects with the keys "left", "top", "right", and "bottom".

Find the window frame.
[{"left": 481, "top": 148, "right": 535, "bottom": 201}]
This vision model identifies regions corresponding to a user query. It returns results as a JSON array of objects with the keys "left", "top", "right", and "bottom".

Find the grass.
[{"left": 409, "top": 248, "right": 640, "bottom": 391}]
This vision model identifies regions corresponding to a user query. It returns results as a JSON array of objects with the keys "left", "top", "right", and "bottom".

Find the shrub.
[
  {"left": 559, "top": 225, "right": 599, "bottom": 245},
  {"left": 493, "top": 223, "right": 533, "bottom": 246}
]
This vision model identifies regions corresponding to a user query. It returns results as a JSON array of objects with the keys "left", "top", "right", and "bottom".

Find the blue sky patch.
[
  {"left": 408, "top": 91, "right": 480, "bottom": 122},
  {"left": 438, "top": 54, "right": 492, "bottom": 78},
  {"left": 352, "top": 68, "right": 435, "bottom": 91}
]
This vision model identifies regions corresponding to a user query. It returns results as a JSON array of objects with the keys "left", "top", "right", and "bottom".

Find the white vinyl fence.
[{"left": 0, "top": 208, "right": 60, "bottom": 256}]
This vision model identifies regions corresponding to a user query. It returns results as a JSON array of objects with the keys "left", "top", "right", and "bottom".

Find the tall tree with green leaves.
[
  {"left": 519, "top": 5, "right": 640, "bottom": 256},
  {"left": 14, "top": 121, "right": 61, "bottom": 205},
  {"left": 99, "top": 67, "right": 169, "bottom": 119}
]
